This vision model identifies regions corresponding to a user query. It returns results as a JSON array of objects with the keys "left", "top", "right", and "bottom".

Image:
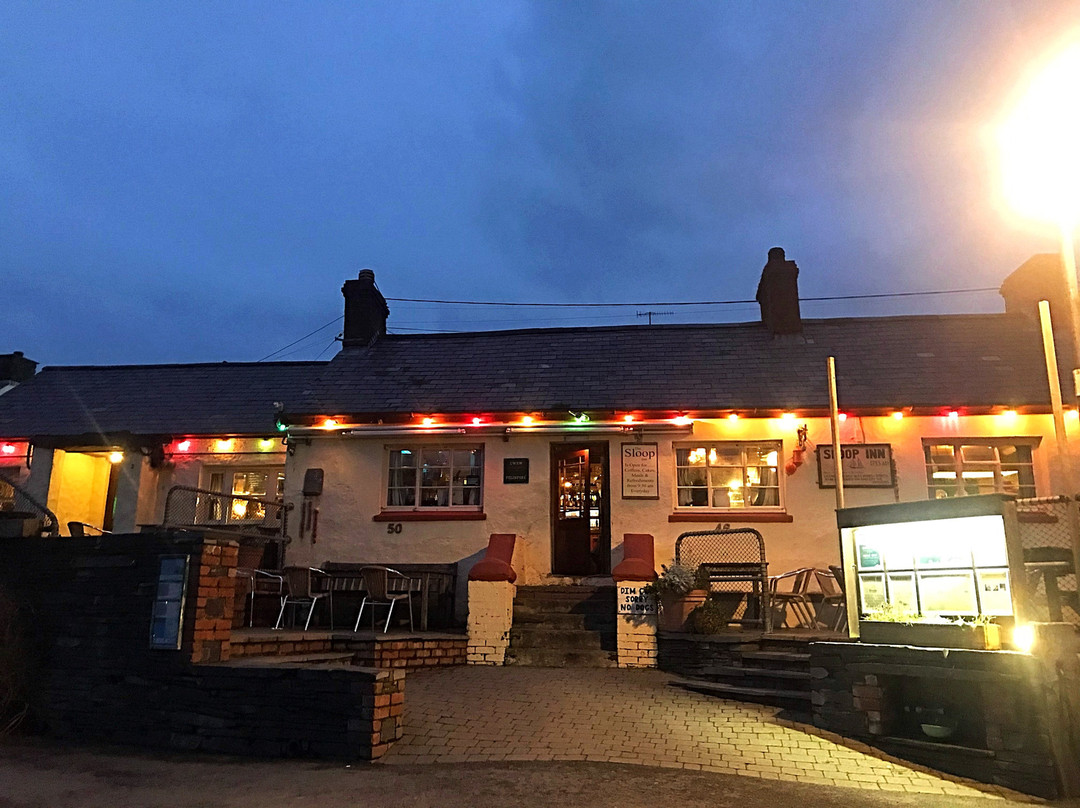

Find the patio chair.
[
  {"left": 353, "top": 566, "right": 415, "bottom": 633},
  {"left": 274, "top": 567, "right": 331, "bottom": 630},
  {"left": 814, "top": 568, "right": 847, "bottom": 632},
  {"left": 768, "top": 567, "right": 815, "bottom": 628},
  {"left": 236, "top": 568, "right": 285, "bottom": 627}
]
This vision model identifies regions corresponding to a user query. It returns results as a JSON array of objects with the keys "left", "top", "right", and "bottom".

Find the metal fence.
[
  {"left": 161, "top": 485, "right": 290, "bottom": 539},
  {"left": 1015, "top": 496, "right": 1080, "bottom": 625},
  {"left": 674, "top": 528, "right": 770, "bottom": 628},
  {"left": 0, "top": 468, "right": 59, "bottom": 537}
]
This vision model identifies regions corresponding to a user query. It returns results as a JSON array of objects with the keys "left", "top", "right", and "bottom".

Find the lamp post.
[{"left": 1000, "top": 44, "right": 1080, "bottom": 492}]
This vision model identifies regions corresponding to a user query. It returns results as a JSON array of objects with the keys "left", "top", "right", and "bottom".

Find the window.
[
  {"left": 924, "top": 440, "right": 1036, "bottom": 499},
  {"left": 202, "top": 467, "right": 285, "bottom": 523},
  {"left": 386, "top": 446, "right": 483, "bottom": 509},
  {"left": 675, "top": 442, "right": 781, "bottom": 509}
]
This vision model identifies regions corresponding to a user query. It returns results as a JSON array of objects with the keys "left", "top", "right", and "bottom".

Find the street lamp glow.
[{"left": 999, "top": 43, "right": 1080, "bottom": 228}]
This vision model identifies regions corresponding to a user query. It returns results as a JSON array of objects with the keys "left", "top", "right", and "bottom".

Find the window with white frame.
[
  {"left": 675, "top": 442, "right": 782, "bottom": 509},
  {"left": 386, "top": 446, "right": 483, "bottom": 509},
  {"left": 202, "top": 466, "right": 285, "bottom": 523},
  {"left": 923, "top": 439, "right": 1037, "bottom": 499}
]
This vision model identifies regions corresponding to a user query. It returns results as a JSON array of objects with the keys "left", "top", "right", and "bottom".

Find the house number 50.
[{"left": 386, "top": 523, "right": 403, "bottom": 534}]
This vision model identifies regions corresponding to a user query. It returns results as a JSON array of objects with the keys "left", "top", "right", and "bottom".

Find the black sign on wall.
[{"left": 503, "top": 458, "right": 529, "bottom": 484}]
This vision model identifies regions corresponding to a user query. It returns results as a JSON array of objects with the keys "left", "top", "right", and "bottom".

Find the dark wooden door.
[{"left": 551, "top": 443, "right": 610, "bottom": 575}]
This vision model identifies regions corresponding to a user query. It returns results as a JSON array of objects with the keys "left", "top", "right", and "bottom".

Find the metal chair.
[
  {"left": 353, "top": 566, "right": 416, "bottom": 633},
  {"left": 769, "top": 567, "right": 816, "bottom": 628},
  {"left": 274, "top": 567, "right": 331, "bottom": 630},
  {"left": 815, "top": 567, "right": 848, "bottom": 632}
]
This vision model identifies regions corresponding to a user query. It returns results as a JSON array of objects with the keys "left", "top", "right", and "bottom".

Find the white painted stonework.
[{"left": 466, "top": 580, "right": 515, "bottom": 665}]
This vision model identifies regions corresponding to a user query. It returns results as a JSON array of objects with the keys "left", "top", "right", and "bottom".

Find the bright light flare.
[
  {"left": 999, "top": 43, "right": 1080, "bottom": 227},
  {"left": 108, "top": 451, "right": 124, "bottom": 464},
  {"left": 1013, "top": 623, "right": 1036, "bottom": 654}
]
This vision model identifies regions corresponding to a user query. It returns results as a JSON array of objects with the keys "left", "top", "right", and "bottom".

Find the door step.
[{"left": 676, "top": 678, "right": 812, "bottom": 705}]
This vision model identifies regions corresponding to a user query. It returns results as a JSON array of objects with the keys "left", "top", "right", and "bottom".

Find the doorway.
[{"left": 551, "top": 442, "right": 610, "bottom": 575}]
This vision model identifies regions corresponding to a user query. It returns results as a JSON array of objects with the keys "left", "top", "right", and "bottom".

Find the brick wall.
[{"left": 0, "top": 532, "right": 404, "bottom": 761}]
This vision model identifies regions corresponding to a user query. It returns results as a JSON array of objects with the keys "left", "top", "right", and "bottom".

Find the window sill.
[
  {"left": 668, "top": 512, "right": 793, "bottom": 523},
  {"left": 373, "top": 511, "right": 487, "bottom": 522}
]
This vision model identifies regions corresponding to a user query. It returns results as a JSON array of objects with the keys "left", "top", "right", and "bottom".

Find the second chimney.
[
  {"left": 756, "top": 247, "right": 802, "bottom": 335},
  {"left": 341, "top": 269, "right": 389, "bottom": 348}
]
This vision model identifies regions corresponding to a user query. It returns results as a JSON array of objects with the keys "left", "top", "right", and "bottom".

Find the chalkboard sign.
[
  {"left": 150, "top": 555, "right": 189, "bottom": 650},
  {"left": 503, "top": 458, "right": 529, "bottom": 484}
]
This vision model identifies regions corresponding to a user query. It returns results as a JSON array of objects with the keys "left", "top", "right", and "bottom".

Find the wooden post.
[{"left": 1038, "top": 300, "right": 1074, "bottom": 493}]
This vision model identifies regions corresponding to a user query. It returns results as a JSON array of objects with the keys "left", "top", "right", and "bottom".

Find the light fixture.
[
  {"left": 727, "top": 413, "right": 739, "bottom": 422},
  {"left": 1000, "top": 409, "right": 1018, "bottom": 421},
  {"left": 108, "top": 451, "right": 124, "bottom": 464},
  {"left": 258, "top": 438, "right": 275, "bottom": 451},
  {"left": 891, "top": 411, "right": 904, "bottom": 421},
  {"left": 672, "top": 415, "right": 692, "bottom": 426},
  {"left": 947, "top": 410, "right": 960, "bottom": 421},
  {"left": 623, "top": 415, "right": 635, "bottom": 423},
  {"left": 780, "top": 412, "right": 796, "bottom": 422},
  {"left": 215, "top": 439, "right": 234, "bottom": 453},
  {"left": 471, "top": 417, "right": 483, "bottom": 426},
  {"left": 1, "top": 443, "right": 16, "bottom": 455},
  {"left": 521, "top": 416, "right": 534, "bottom": 426},
  {"left": 422, "top": 417, "right": 436, "bottom": 427},
  {"left": 176, "top": 440, "right": 192, "bottom": 452},
  {"left": 322, "top": 418, "right": 339, "bottom": 429},
  {"left": 838, "top": 413, "right": 848, "bottom": 422},
  {"left": 1013, "top": 623, "right": 1036, "bottom": 654}
]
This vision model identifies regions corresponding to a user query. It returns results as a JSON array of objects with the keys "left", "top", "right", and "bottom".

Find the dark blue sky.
[{"left": 3, "top": 1, "right": 1076, "bottom": 365}]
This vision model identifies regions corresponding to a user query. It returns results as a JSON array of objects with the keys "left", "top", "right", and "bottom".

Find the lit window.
[
  {"left": 923, "top": 440, "right": 1036, "bottom": 499},
  {"left": 675, "top": 442, "right": 781, "bottom": 509},
  {"left": 202, "top": 466, "right": 285, "bottom": 523},
  {"left": 386, "top": 446, "right": 483, "bottom": 509}
]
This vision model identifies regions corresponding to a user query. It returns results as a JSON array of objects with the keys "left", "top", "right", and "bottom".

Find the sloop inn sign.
[{"left": 816, "top": 443, "right": 895, "bottom": 488}]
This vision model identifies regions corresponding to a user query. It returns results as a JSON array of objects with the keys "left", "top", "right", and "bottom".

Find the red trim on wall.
[
  {"left": 668, "top": 512, "right": 793, "bottom": 523},
  {"left": 373, "top": 511, "right": 487, "bottom": 522}
]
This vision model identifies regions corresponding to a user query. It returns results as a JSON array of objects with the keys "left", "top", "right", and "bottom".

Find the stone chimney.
[
  {"left": 0, "top": 351, "right": 37, "bottom": 394},
  {"left": 999, "top": 253, "right": 1069, "bottom": 321},
  {"left": 755, "top": 247, "right": 802, "bottom": 335},
  {"left": 341, "top": 269, "right": 389, "bottom": 348}
]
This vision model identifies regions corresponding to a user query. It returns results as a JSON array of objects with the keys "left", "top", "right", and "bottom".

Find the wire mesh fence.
[
  {"left": 1015, "top": 496, "right": 1080, "bottom": 626},
  {"left": 161, "top": 485, "right": 290, "bottom": 539},
  {"left": 674, "top": 528, "right": 770, "bottom": 628}
]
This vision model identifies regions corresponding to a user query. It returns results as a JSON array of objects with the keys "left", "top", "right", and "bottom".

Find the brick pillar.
[
  {"left": 466, "top": 580, "right": 515, "bottom": 665},
  {"left": 612, "top": 533, "right": 658, "bottom": 668},
  {"left": 189, "top": 539, "right": 239, "bottom": 664},
  {"left": 365, "top": 668, "right": 406, "bottom": 759}
]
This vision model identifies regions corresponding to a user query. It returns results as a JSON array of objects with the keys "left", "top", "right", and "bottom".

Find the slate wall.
[{"left": 0, "top": 532, "right": 403, "bottom": 760}]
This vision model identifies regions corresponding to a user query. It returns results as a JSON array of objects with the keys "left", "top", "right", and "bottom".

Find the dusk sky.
[{"left": 3, "top": 1, "right": 1078, "bottom": 366}]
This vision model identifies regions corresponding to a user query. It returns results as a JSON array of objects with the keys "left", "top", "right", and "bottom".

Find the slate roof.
[
  {"left": 0, "top": 361, "right": 326, "bottom": 442},
  {"left": 285, "top": 313, "right": 1067, "bottom": 417}
]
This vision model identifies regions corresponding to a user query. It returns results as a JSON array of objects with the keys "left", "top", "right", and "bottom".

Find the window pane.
[
  {"left": 389, "top": 450, "right": 416, "bottom": 469},
  {"left": 453, "top": 449, "right": 480, "bottom": 468},
  {"left": 710, "top": 447, "right": 743, "bottom": 466},
  {"left": 709, "top": 467, "right": 743, "bottom": 490},
  {"left": 388, "top": 487, "right": 414, "bottom": 507},
  {"left": 678, "top": 487, "right": 709, "bottom": 507},
  {"left": 960, "top": 445, "right": 996, "bottom": 463},
  {"left": 422, "top": 449, "right": 450, "bottom": 468},
  {"left": 420, "top": 486, "right": 449, "bottom": 506}
]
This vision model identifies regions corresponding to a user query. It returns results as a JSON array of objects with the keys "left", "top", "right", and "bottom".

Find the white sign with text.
[{"left": 621, "top": 442, "right": 659, "bottom": 499}]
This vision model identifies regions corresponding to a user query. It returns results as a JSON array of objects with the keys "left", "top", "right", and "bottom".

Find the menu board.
[{"left": 150, "top": 555, "right": 189, "bottom": 650}]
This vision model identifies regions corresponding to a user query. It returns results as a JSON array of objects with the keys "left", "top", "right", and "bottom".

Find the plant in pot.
[
  {"left": 644, "top": 563, "right": 710, "bottom": 632},
  {"left": 859, "top": 604, "right": 1002, "bottom": 650}
]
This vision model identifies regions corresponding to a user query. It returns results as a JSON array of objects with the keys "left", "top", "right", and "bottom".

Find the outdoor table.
[{"left": 322, "top": 562, "right": 457, "bottom": 630}]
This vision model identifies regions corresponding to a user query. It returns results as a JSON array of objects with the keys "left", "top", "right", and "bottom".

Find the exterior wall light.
[
  {"left": 176, "top": 440, "right": 192, "bottom": 452},
  {"left": 108, "top": 451, "right": 124, "bottom": 464},
  {"left": 891, "top": 411, "right": 904, "bottom": 421},
  {"left": 215, "top": 439, "right": 235, "bottom": 453}
]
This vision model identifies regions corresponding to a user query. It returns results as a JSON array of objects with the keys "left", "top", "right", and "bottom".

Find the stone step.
[
  {"left": 740, "top": 650, "right": 811, "bottom": 666},
  {"left": 509, "top": 626, "right": 616, "bottom": 652},
  {"left": 675, "top": 678, "right": 812, "bottom": 708},
  {"left": 505, "top": 647, "right": 619, "bottom": 668},
  {"left": 513, "top": 586, "right": 616, "bottom": 615},
  {"left": 511, "top": 610, "right": 617, "bottom": 630},
  {"left": 229, "top": 652, "right": 357, "bottom": 667},
  {"left": 697, "top": 665, "right": 812, "bottom": 681}
]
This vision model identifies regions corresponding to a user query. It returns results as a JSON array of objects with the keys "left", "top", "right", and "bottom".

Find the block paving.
[{"left": 381, "top": 666, "right": 1037, "bottom": 801}]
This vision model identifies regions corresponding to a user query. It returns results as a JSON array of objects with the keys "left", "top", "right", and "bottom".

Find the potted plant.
[
  {"left": 859, "top": 605, "right": 1001, "bottom": 650},
  {"left": 644, "top": 563, "right": 710, "bottom": 632}
]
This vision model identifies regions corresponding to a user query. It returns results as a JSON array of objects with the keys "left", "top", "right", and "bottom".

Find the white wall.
[{"left": 281, "top": 411, "right": 1072, "bottom": 585}]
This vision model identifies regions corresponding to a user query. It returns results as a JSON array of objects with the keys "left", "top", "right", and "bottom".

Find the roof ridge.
[{"left": 38, "top": 360, "right": 330, "bottom": 372}]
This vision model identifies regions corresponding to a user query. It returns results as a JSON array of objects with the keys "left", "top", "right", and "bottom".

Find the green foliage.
[
  {"left": 864, "top": 602, "right": 920, "bottom": 624},
  {"left": 686, "top": 597, "right": 734, "bottom": 634},
  {"left": 642, "top": 563, "right": 705, "bottom": 599}
]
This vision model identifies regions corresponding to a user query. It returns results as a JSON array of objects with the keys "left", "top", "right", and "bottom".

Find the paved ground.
[
  {"left": 381, "top": 666, "right": 1036, "bottom": 800},
  {"left": 2, "top": 741, "right": 1074, "bottom": 808}
]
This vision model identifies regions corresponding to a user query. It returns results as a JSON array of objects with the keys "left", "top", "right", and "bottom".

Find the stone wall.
[
  {"left": 229, "top": 632, "right": 468, "bottom": 669},
  {"left": 811, "top": 640, "right": 1080, "bottom": 799},
  {"left": 466, "top": 580, "right": 514, "bottom": 664},
  {"left": 0, "top": 532, "right": 404, "bottom": 760}
]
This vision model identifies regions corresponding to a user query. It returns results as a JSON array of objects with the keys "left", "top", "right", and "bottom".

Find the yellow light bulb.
[
  {"left": 891, "top": 411, "right": 904, "bottom": 421},
  {"left": 108, "top": 451, "right": 124, "bottom": 464}
]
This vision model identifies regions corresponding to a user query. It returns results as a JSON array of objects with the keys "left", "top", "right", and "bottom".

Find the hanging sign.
[
  {"left": 817, "top": 444, "right": 895, "bottom": 488},
  {"left": 621, "top": 443, "right": 659, "bottom": 499}
]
